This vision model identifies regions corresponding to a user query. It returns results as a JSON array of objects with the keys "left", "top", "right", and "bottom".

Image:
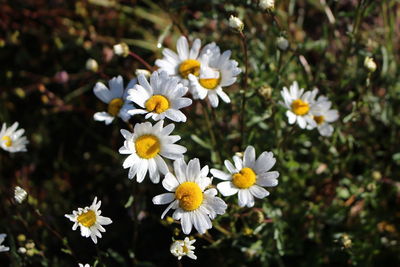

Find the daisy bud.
[
  {"left": 276, "top": 36, "right": 289, "bottom": 51},
  {"left": 18, "top": 247, "right": 27, "bottom": 254},
  {"left": 260, "top": 0, "right": 275, "bottom": 11},
  {"left": 85, "top": 58, "right": 99, "bottom": 72},
  {"left": 135, "top": 68, "right": 151, "bottom": 78},
  {"left": 364, "top": 56, "right": 376, "bottom": 72},
  {"left": 14, "top": 186, "right": 27, "bottom": 204},
  {"left": 113, "top": 42, "right": 130, "bottom": 57},
  {"left": 229, "top": 15, "right": 244, "bottom": 32},
  {"left": 258, "top": 84, "right": 273, "bottom": 100}
]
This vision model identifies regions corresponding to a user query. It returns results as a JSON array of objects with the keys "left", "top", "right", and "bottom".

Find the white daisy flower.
[
  {"left": 93, "top": 76, "right": 136, "bottom": 125},
  {"left": 127, "top": 71, "right": 192, "bottom": 122},
  {"left": 152, "top": 158, "right": 227, "bottom": 234},
  {"left": 0, "top": 122, "right": 28, "bottom": 153},
  {"left": 0, "top": 234, "right": 10, "bottom": 252},
  {"left": 65, "top": 197, "right": 112, "bottom": 244},
  {"left": 14, "top": 186, "right": 28, "bottom": 204},
  {"left": 155, "top": 36, "right": 202, "bottom": 87},
  {"left": 119, "top": 120, "right": 187, "bottom": 183},
  {"left": 211, "top": 146, "right": 279, "bottom": 208},
  {"left": 280, "top": 81, "right": 318, "bottom": 129},
  {"left": 308, "top": 96, "right": 339, "bottom": 137},
  {"left": 170, "top": 237, "right": 197, "bottom": 260},
  {"left": 188, "top": 46, "right": 241, "bottom": 108},
  {"left": 78, "top": 264, "right": 91, "bottom": 267}
]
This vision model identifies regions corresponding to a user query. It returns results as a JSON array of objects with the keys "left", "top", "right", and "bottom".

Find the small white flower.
[
  {"left": 14, "top": 186, "right": 27, "bottom": 204},
  {"left": 308, "top": 96, "right": 339, "bottom": 137},
  {"left": 119, "top": 120, "right": 187, "bottom": 183},
  {"left": 0, "top": 122, "right": 28, "bottom": 153},
  {"left": 152, "top": 158, "right": 227, "bottom": 234},
  {"left": 135, "top": 69, "right": 151, "bottom": 78},
  {"left": 18, "top": 247, "right": 27, "bottom": 254},
  {"left": 0, "top": 234, "right": 10, "bottom": 252},
  {"left": 170, "top": 237, "right": 197, "bottom": 260},
  {"left": 93, "top": 76, "right": 136, "bottom": 125},
  {"left": 276, "top": 36, "right": 289, "bottom": 51},
  {"left": 86, "top": 58, "right": 99, "bottom": 72},
  {"left": 65, "top": 197, "right": 112, "bottom": 244},
  {"left": 188, "top": 45, "right": 241, "bottom": 108},
  {"left": 211, "top": 146, "right": 279, "bottom": 208},
  {"left": 364, "top": 56, "right": 377, "bottom": 72},
  {"left": 78, "top": 264, "right": 91, "bottom": 267},
  {"left": 155, "top": 36, "right": 203, "bottom": 87},
  {"left": 260, "top": 0, "right": 275, "bottom": 10},
  {"left": 127, "top": 71, "right": 192, "bottom": 122},
  {"left": 280, "top": 81, "right": 318, "bottom": 129},
  {"left": 228, "top": 15, "right": 244, "bottom": 31},
  {"left": 113, "top": 42, "right": 129, "bottom": 57}
]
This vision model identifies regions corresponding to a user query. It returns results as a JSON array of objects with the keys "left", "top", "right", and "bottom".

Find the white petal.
[
  {"left": 217, "top": 181, "right": 239, "bottom": 196},
  {"left": 177, "top": 36, "right": 189, "bottom": 60},
  {"left": 257, "top": 171, "right": 279, "bottom": 187},
  {"left": 286, "top": 110, "right": 296, "bottom": 124},
  {"left": 243, "top": 145, "right": 255, "bottom": 168},
  {"left": 181, "top": 212, "right": 193, "bottom": 234},
  {"left": 162, "top": 173, "right": 180, "bottom": 191},
  {"left": 224, "top": 160, "right": 237, "bottom": 173},
  {"left": 136, "top": 159, "right": 149, "bottom": 183},
  {"left": 238, "top": 190, "right": 254, "bottom": 207},
  {"left": 155, "top": 155, "right": 169, "bottom": 174},
  {"left": 93, "top": 82, "right": 112, "bottom": 103},
  {"left": 210, "top": 169, "right": 231, "bottom": 180},
  {"left": 249, "top": 185, "right": 270, "bottom": 199},
  {"left": 152, "top": 193, "right": 175, "bottom": 205}
]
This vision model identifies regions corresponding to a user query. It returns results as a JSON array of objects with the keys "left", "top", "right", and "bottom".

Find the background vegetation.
[{"left": 1, "top": 0, "right": 399, "bottom": 266}]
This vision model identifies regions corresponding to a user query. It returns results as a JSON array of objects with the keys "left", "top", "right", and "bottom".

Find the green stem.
[
  {"left": 201, "top": 101, "right": 222, "bottom": 165},
  {"left": 239, "top": 31, "right": 249, "bottom": 150}
]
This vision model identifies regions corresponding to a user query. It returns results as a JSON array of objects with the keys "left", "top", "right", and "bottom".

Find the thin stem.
[
  {"left": 200, "top": 101, "right": 222, "bottom": 165},
  {"left": 128, "top": 51, "right": 154, "bottom": 72},
  {"left": 31, "top": 207, "right": 78, "bottom": 262},
  {"left": 239, "top": 31, "right": 249, "bottom": 150}
]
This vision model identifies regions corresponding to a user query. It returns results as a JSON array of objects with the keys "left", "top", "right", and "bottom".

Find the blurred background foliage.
[{"left": 1, "top": 0, "right": 400, "bottom": 266}]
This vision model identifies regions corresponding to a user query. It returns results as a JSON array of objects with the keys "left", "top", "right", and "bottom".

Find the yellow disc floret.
[
  {"left": 135, "top": 135, "right": 160, "bottom": 159},
  {"left": 145, "top": 95, "right": 170, "bottom": 114},
  {"left": 291, "top": 99, "right": 310, "bottom": 116},
  {"left": 1, "top": 136, "right": 12, "bottom": 147},
  {"left": 77, "top": 210, "right": 97, "bottom": 228},
  {"left": 313, "top": 115, "right": 325, "bottom": 125},
  {"left": 232, "top": 167, "right": 257, "bottom": 189},
  {"left": 199, "top": 77, "right": 220, "bottom": 90},
  {"left": 108, "top": 98, "right": 124, "bottom": 116},
  {"left": 175, "top": 182, "right": 204, "bottom": 211},
  {"left": 179, "top": 59, "right": 200, "bottom": 79}
]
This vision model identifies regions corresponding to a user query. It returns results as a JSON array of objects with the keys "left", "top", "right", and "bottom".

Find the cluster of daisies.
[
  {"left": 281, "top": 81, "right": 339, "bottom": 136},
  {"left": 1, "top": 33, "right": 339, "bottom": 264},
  {"left": 71, "top": 35, "right": 280, "bottom": 261}
]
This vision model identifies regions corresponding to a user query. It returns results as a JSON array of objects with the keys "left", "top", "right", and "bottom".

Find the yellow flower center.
[
  {"left": 1, "top": 136, "right": 12, "bottom": 147},
  {"left": 179, "top": 59, "right": 200, "bottom": 79},
  {"left": 107, "top": 98, "right": 124, "bottom": 116},
  {"left": 175, "top": 182, "right": 203, "bottom": 211},
  {"left": 145, "top": 95, "right": 170, "bottom": 114},
  {"left": 291, "top": 99, "right": 310, "bottom": 116},
  {"left": 77, "top": 210, "right": 96, "bottom": 227},
  {"left": 313, "top": 115, "right": 325, "bottom": 125},
  {"left": 182, "top": 245, "right": 189, "bottom": 253},
  {"left": 232, "top": 167, "right": 257, "bottom": 189},
  {"left": 135, "top": 135, "right": 160, "bottom": 159},
  {"left": 199, "top": 77, "right": 220, "bottom": 90}
]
